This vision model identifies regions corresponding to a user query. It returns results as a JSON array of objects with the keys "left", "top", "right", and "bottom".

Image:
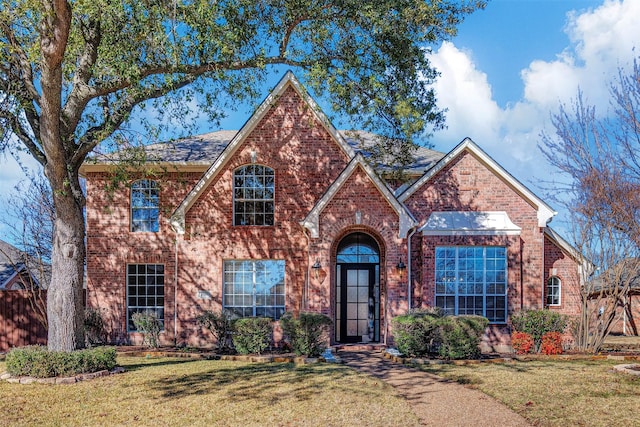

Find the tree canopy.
[{"left": 0, "top": 0, "right": 485, "bottom": 351}]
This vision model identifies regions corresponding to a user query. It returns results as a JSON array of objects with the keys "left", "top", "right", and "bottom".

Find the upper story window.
[
  {"left": 233, "top": 165, "right": 274, "bottom": 226},
  {"left": 546, "top": 276, "right": 561, "bottom": 306},
  {"left": 131, "top": 179, "right": 159, "bottom": 232}
]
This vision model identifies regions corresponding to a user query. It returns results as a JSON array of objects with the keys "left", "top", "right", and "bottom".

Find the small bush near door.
[
  {"left": 280, "top": 312, "right": 332, "bottom": 357},
  {"left": 392, "top": 310, "right": 488, "bottom": 359},
  {"left": 232, "top": 317, "right": 273, "bottom": 355},
  {"left": 196, "top": 309, "right": 235, "bottom": 352}
]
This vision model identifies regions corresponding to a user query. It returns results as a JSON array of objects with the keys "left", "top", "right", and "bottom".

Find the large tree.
[
  {"left": 0, "top": 0, "right": 485, "bottom": 351},
  {"left": 540, "top": 58, "right": 640, "bottom": 352}
]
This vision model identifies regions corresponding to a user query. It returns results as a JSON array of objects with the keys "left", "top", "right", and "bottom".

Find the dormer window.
[
  {"left": 233, "top": 165, "right": 274, "bottom": 226},
  {"left": 131, "top": 179, "right": 159, "bottom": 232}
]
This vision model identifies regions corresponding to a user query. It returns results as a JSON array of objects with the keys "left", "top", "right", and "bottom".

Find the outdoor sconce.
[
  {"left": 397, "top": 260, "right": 406, "bottom": 280},
  {"left": 312, "top": 260, "right": 322, "bottom": 281}
]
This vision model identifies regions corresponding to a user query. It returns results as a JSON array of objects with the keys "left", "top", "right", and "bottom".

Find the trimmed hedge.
[
  {"left": 280, "top": 312, "right": 332, "bottom": 357},
  {"left": 392, "top": 310, "right": 488, "bottom": 359},
  {"left": 232, "top": 317, "right": 273, "bottom": 355},
  {"left": 6, "top": 346, "right": 117, "bottom": 378}
]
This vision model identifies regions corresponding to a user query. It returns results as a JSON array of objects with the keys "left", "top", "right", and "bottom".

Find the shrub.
[
  {"left": 437, "top": 315, "right": 488, "bottom": 360},
  {"left": 232, "top": 317, "right": 273, "bottom": 355},
  {"left": 84, "top": 308, "right": 106, "bottom": 346},
  {"left": 540, "top": 331, "right": 563, "bottom": 355},
  {"left": 6, "top": 346, "right": 117, "bottom": 378},
  {"left": 280, "top": 312, "right": 332, "bottom": 357},
  {"left": 131, "top": 311, "right": 162, "bottom": 348},
  {"left": 511, "top": 331, "right": 534, "bottom": 354},
  {"left": 392, "top": 310, "right": 488, "bottom": 359},
  {"left": 391, "top": 310, "right": 442, "bottom": 357},
  {"left": 511, "top": 310, "right": 568, "bottom": 352},
  {"left": 196, "top": 309, "right": 235, "bottom": 352}
]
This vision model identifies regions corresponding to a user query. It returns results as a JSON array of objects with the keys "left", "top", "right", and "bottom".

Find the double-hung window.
[
  {"left": 233, "top": 165, "right": 274, "bottom": 226},
  {"left": 546, "top": 276, "right": 561, "bottom": 306},
  {"left": 127, "top": 264, "right": 165, "bottom": 331},
  {"left": 131, "top": 179, "right": 159, "bottom": 232},
  {"left": 435, "top": 246, "right": 507, "bottom": 323},
  {"left": 223, "top": 260, "right": 285, "bottom": 319}
]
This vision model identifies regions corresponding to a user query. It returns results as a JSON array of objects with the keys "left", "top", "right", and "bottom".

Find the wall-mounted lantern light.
[
  {"left": 396, "top": 260, "right": 406, "bottom": 270},
  {"left": 312, "top": 260, "right": 322, "bottom": 281}
]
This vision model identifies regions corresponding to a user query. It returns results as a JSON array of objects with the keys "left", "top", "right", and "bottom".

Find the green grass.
[
  {"left": 418, "top": 359, "right": 640, "bottom": 427},
  {"left": 0, "top": 357, "right": 420, "bottom": 426}
]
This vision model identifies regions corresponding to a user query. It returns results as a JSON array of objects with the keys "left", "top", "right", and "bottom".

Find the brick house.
[{"left": 81, "top": 72, "right": 581, "bottom": 351}]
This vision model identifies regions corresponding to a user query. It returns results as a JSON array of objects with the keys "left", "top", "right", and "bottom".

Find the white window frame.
[
  {"left": 131, "top": 179, "right": 160, "bottom": 232},
  {"left": 546, "top": 276, "right": 561, "bottom": 306},
  {"left": 223, "top": 260, "right": 285, "bottom": 319},
  {"left": 434, "top": 246, "right": 508, "bottom": 323},
  {"left": 126, "top": 264, "right": 165, "bottom": 331},
  {"left": 233, "top": 165, "right": 275, "bottom": 226}
]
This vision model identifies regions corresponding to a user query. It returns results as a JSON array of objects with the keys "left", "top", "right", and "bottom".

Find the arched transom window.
[
  {"left": 131, "top": 179, "right": 159, "bottom": 232},
  {"left": 233, "top": 165, "right": 274, "bottom": 226}
]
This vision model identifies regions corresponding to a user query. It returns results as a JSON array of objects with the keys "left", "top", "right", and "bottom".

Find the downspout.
[
  {"left": 407, "top": 226, "right": 418, "bottom": 311},
  {"left": 541, "top": 228, "right": 545, "bottom": 310},
  {"left": 174, "top": 236, "right": 179, "bottom": 346},
  {"left": 301, "top": 226, "right": 311, "bottom": 311}
]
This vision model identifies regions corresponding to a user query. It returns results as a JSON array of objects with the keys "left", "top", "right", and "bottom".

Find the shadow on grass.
[
  {"left": 118, "top": 356, "right": 198, "bottom": 372},
  {"left": 137, "top": 359, "right": 368, "bottom": 407}
]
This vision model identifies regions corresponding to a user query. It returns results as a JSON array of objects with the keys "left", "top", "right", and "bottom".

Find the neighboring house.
[
  {"left": 0, "top": 239, "right": 49, "bottom": 352},
  {"left": 81, "top": 72, "right": 580, "bottom": 351},
  {"left": 0, "top": 239, "right": 47, "bottom": 291}
]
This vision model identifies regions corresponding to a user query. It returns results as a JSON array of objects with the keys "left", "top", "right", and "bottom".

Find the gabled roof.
[
  {"left": 0, "top": 240, "right": 48, "bottom": 290},
  {"left": 398, "top": 138, "right": 557, "bottom": 227},
  {"left": 170, "top": 71, "right": 356, "bottom": 234},
  {"left": 301, "top": 153, "right": 417, "bottom": 239}
]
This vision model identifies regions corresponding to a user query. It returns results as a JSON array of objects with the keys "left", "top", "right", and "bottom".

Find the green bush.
[
  {"left": 6, "top": 346, "right": 117, "bottom": 378},
  {"left": 391, "top": 309, "right": 443, "bottom": 357},
  {"left": 392, "top": 310, "right": 488, "bottom": 359},
  {"left": 196, "top": 309, "right": 235, "bottom": 352},
  {"left": 437, "top": 315, "right": 488, "bottom": 360},
  {"left": 280, "top": 312, "right": 332, "bottom": 357},
  {"left": 511, "top": 310, "right": 568, "bottom": 352},
  {"left": 84, "top": 308, "right": 106, "bottom": 346},
  {"left": 132, "top": 310, "right": 162, "bottom": 348},
  {"left": 232, "top": 317, "right": 273, "bottom": 355}
]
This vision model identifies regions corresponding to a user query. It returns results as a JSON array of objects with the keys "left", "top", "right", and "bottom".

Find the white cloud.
[{"left": 429, "top": 0, "right": 640, "bottom": 227}]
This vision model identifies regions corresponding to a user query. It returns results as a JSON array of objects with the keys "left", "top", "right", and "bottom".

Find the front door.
[
  {"left": 335, "top": 232, "right": 380, "bottom": 343},
  {"left": 338, "top": 265, "right": 376, "bottom": 343}
]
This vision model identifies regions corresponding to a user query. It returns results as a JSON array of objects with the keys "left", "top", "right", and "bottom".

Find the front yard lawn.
[
  {"left": 418, "top": 358, "right": 640, "bottom": 427},
  {"left": 0, "top": 357, "right": 420, "bottom": 426}
]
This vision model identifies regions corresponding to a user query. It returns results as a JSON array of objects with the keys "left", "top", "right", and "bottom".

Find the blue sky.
[{"left": 1, "top": 0, "right": 638, "bottom": 241}]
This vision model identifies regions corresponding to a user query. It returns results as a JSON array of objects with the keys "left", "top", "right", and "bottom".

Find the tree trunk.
[{"left": 46, "top": 180, "right": 86, "bottom": 351}]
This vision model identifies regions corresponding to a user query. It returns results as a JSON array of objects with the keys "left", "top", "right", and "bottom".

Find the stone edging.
[
  {"left": 0, "top": 366, "right": 125, "bottom": 385},
  {"left": 382, "top": 351, "right": 640, "bottom": 365},
  {"left": 612, "top": 364, "right": 640, "bottom": 376},
  {"left": 116, "top": 349, "right": 342, "bottom": 364}
]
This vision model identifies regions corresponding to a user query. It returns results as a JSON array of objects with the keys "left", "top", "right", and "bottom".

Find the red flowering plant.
[
  {"left": 540, "top": 332, "right": 563, "bottom": 355},
  {"left": 511, "top": 331, "right": 534, "bottom": 355}
]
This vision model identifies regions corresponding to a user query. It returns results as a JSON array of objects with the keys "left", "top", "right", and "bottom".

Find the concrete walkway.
[{"left": 339, "top": 349, "right": 531, "bottom": 427}]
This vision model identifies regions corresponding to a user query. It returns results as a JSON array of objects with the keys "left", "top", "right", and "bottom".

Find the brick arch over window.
[
  {"left": 233, "top": 164, "right": 275, "bottom": 226},
  {"left": 131, "top": 179, "right": 159, "bottom": 232}
]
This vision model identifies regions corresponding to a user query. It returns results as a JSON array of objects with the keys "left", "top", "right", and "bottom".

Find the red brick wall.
[
  {"left": 543, "top": 234, "right": 582, "bottom": 316},
  {"left": 86, "top": 85, "right": 355, "bottom": 346},
  {"left": 404, "top": 150, "right": 545, "bottom": 312}
]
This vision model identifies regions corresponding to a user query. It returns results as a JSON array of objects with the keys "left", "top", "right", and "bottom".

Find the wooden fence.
[{"left": 0, "top": 291, "right": 48, "bottom": 352}]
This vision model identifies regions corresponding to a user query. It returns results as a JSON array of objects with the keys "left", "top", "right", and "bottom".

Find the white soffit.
[{"left": 420, "top": 211, "right": 522, "bottom": 236}]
